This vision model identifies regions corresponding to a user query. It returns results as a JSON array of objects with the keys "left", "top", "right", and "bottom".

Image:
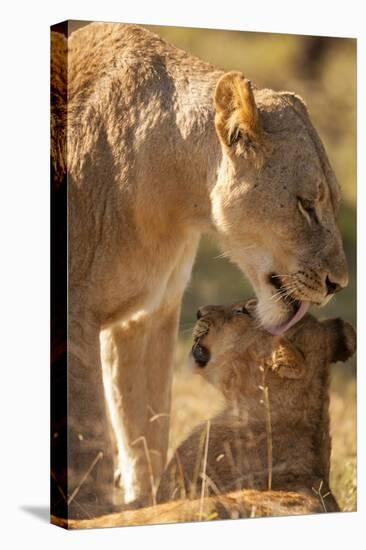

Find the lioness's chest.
[
  {"left": 140, "top": 231, "right": 200, "bottom": 313},
  {"left": 100, "top": 230, "right": 200, "bottom": 326}
]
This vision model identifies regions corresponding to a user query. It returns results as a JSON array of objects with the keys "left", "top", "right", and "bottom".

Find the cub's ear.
[
  {"left": 322, "top": 319, "right": 356, "bottom": 364},
  {"left": 269, "top": 338, "right": 306, "bottom": 379},
  {"left": 214, "top": 72, "right": 266, "bottom": 163}
]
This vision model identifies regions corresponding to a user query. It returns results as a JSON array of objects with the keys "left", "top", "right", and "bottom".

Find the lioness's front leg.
[
  {"left": 65, "top": 315, "right": 115, "bottom": 518},
  {"left": 101, "top": 304, "right": 179, "bottom": 507},
  {"left": 101, "top": 236, "right": 199, "bottom": 507}
]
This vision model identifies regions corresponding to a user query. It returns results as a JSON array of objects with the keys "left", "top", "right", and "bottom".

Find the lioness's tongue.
[{"left": 264, "top": 301, "right": 310, "bottom": 336}]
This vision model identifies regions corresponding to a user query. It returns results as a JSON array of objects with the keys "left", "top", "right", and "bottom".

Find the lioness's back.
[{"left": 67, "top": 23, "right": 216, "bottom": 106}]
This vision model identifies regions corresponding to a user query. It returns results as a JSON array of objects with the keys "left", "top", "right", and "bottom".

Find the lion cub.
[{"left": 157, "top": 300, "right": 356, "bottom": 512}]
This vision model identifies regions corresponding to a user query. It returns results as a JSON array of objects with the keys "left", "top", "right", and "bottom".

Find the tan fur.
[
  {"left": 157, "top": 304, "right": 356, "bottom": 512},
  {"left": 51, "top": 22, "right": 349, "bottom": 516}
]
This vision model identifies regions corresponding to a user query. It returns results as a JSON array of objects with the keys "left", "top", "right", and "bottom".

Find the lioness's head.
[
  {"left": 211, "top": 72, "right": 348, "bottom": 334},
  {"left": 190, "top": 300, "right": 356, "bottom": 403}
]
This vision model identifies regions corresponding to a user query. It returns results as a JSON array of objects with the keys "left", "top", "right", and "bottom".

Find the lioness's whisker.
[{"left": 214, "top": 243, "right": 256, "bottom": 260}]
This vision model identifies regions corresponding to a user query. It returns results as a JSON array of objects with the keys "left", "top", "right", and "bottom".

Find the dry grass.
[
  {"left": 329, "top": 368, "right": 357, "bottom": 511},
  {"left": 56, "top": 488, "right": 325, "bottom": 529}
]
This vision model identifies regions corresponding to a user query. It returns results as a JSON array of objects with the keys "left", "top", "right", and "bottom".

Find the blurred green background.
[{"left": 66, "top": 22, "right": 357, "bottom": 511}]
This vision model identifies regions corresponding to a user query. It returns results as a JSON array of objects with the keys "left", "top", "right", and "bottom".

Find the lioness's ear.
[
  {"left": 214, "top": 71, "right": 265, "bottom": 161},
  {"left": 269, "top": 338, "right": 306, "bottom": 379},
  {"left": 322, "top": 319, "right": 356, "bottom": 364}
]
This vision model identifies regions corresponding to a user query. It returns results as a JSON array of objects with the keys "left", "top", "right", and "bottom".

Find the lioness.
[
  {"left": 51, "top": 22, "right": 348, "bottom": 517},
  {"left": 157, "top": 301, "right": 356, "bottom": 510}
]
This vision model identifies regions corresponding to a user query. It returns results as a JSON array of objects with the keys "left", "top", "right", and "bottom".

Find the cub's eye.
[
  {"left": 297, "top": 198, "right": 318, "bottom": 224},
  {"left": 233, "top": 306, "right": 249, "bottom": 315}
]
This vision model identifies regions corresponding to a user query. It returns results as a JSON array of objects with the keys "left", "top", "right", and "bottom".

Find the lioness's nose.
[{"left": 325, "top": 275, "right": 347, "bottom": 296}]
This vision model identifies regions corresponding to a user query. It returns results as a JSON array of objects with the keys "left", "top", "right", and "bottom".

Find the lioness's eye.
[{"left": 297, "top": 198, "right": 318, "bottom": 224}]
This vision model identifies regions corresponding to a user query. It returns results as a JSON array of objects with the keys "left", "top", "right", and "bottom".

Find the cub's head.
[
  {"left": 211, "top": 72, "right": 348, "bottom": 334},
  {"left": 190, "top": 300, "right": 356, "bottom": 401}
]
